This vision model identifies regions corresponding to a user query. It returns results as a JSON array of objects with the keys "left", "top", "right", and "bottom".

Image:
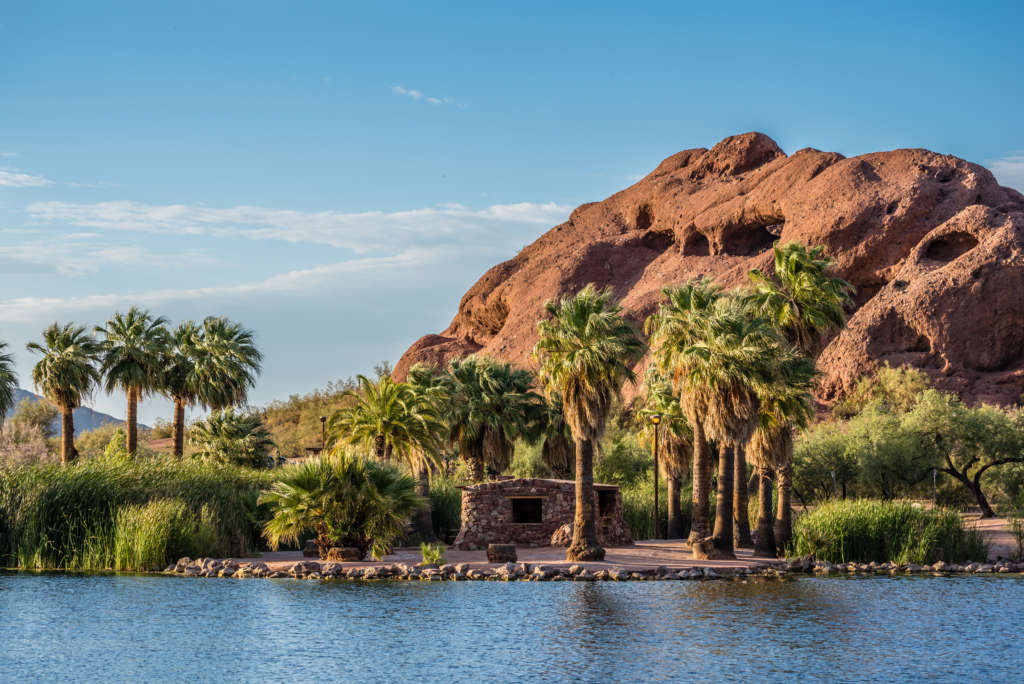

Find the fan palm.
[
  {"left": 746, "top": 349, "right": 817, "bottom": 555},
  {"left": 190, "top": 407, "right": 276, "bottom": 467},
  {"left": 441, "top": 357, "right": 539, "bottom": 482},
  {"left": 261, "top": 451, "right": 425, "bottom": 560},
  {"left": 534, "top": 284, "right": 644, "bottom": 561},
  {"left": 0, "top": 341, "right": 17, "bottom": 429},
  {"left": 405, "top": 363, "right": 452, "bottom": 541},
  {"left": 190, "top": 316, "right": 263, "bottom": 411},
  {"left": 159, "top": 320, "right": 202, "bottom": 457},
  {"left": 676, "top": 298, "right": 780, "bottom": 556},
  {"left": 637, "top": 367, "right": 694, "bottom": 539},
  {"left": 96, "top": 307, "right": 169, "bottom": 454},
  {"left": 26, "top": 323, "right": 102, "bottom": 462},
  {"left": 645, "top": 279, "right": 723, "bottom": 543},
  {"left": 537, "top": 395, "right": 574, "bottom": 480},
  {"left": 747, "top": 242, "right": 852, "bottom": 548}
]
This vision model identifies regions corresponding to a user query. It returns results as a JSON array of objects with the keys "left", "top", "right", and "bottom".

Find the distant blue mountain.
[{"left": 5, "top": 388, "right": 146, "bottom": 436}]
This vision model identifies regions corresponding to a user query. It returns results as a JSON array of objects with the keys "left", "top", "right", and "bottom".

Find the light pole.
[
  {"left": 650, "top": 414, "right": 662, "bottom": 540},
  {"left": 320, "top": 416, "right": 327, "bottom": 454}
]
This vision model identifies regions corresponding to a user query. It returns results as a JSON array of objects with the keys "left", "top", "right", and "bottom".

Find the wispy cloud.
[
  {"left": 987, "top": 154, "right": 1024, "bottom": 192},
  {"left": 0, "top": 170, "right": 53, "bottom": 188},
  {"left": 26, "top": 200, "right": 571, "bottom": 252},
  {"left": 0, "top": 247, "right": 446, "bottom": 322},
  {"left": 0, "top": 238, "right": 216, "bottom": 277},
  {"left": 391, "top": 85, "right": 463, "bottom": 108},
  {"left": 0, "top": 152, "right": 17, "bottom": 158}
]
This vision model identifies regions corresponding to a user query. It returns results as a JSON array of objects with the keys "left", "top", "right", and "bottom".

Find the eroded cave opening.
[
  {"left": 721, "top": 222, "right": 779, "bottom": 256},
  {"left": 682, "top": 231, "right": 710, "bottom": 256},
  {"left": 923, "top": 231, "right": 978, "bottom": 262},
  {"left": 635, "top": 205, "right": 653, "bottom": 230}
]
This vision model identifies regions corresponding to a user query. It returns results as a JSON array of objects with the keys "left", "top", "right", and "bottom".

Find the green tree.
[
  {"left": 96, "top": 307, "right": 170, "bottom": 454},
  {"left": 260, "top": 452, "right": 425, "bottom": 560},
  {"left": 637, "top": 367, "right": 693, "bottom": 538},
  {"left": 441, "top": 357, "right": 539, "bottom": 482},
  {"left": 26, "top": 323, "right": 102, "bottom": 463},
  {"left": 189, "top": 408, "right": 276, "bottom": 467},
  {"left": 676, "top": 298, "right": 780, "bottom": 556},
  {"left": 791, "top": 421, "right": 858, "bottom": 503},
  {"left": 646, "top": 279, "right": 723, "bottom": 543},
  {"left": 8, "top": 397, "right": 59, "bottom": 438},
  {"left": 0, "top": 341, "right": 16, "bottom": 427},
  {"left": 191, "top": 316, "right": 263, "bottom": 411},
  {"left": 534, "top": 284, "right": 644, "bottom": 561},
  {"left": 833, "top": 363, "right": 932, "bottom": 418}
]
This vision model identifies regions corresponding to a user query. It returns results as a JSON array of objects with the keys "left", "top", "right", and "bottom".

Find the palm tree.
[
  {"left": 261, "top": 452, "right": 425, "bottom": 560},
  {"left": 0, "top": 341, "right": 17, "bottom": 429},
  {"left": 190, "top": 408, "right": 276, "bottom": 467},
  {"left": 441, "top": 357, "right": 538, "bottom": 482},
  {"left": 746, "top": 348, "right": 817, "bottom": 556},
  {"left": 96, "top": 307, "right": 169, "bottom": 454},
  {"left": 747, "top": 242, "right": 852, "bottom": 548},
  {"left": 159, "top": 321, "right": 202, "bottom": 457},
  {"left": 645, "top": 279, "right": 723, "bottom": 543},
  {"left": 676, "top": 298, "right": 780, "bottom": 556},
  {"left": 191, "top": 316, "right": 263, "bottom": 411},
  {"left": 405, "top": 363, "right": 451, "bottom": 541},
  {"left": 534, "top": 284, "right": 644, "bottom": 561},
  {"left": 637, "top": 367, "right": 693, "bottom": 539},
  {"left": 26, "top": 323, "right": 102, "bottom": 463},
  {"left": 330, "top": 373, "right": 443, "bottom": 540}
]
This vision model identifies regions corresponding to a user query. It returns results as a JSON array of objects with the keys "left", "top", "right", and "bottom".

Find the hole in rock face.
[
  {"left": 636, "top": 205, "right": 653, "bottom": 230},
  {"left": 886, "top": 200, "right": 899, "bottom": 215},
  {"left": 923, "top": 231, "right": 978, "bottom": 262},
  {"left": 721, "top": 223, "right": 778, "bottom": 256},
  {"left": 641, "top": 230, "right": 674, "bottom": 251},
  {"left": 682, "top": 231, "right": 710, "bottom": 256}
]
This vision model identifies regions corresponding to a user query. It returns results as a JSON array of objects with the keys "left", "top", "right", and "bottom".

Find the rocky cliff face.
[{"left": 396, "top": 133, "right": 1024, "bottom": 405}]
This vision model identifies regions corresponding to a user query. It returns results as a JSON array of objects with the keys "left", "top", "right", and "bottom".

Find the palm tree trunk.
[
  {"left": 774, "top": 463, "right": 793, "bottom": 556},
  {"left": 733, "top": 442, "right": 752, "bottom": 547},
  {"left": 666, "top": 475, "right": 684, "bottom": 538},
  {"left": 567, "top": 437, "right": 604, "bottom": 561},
  {"left": 754, "top": 467, "right": 776, "bottom": 556},
  {"left": 172, "top": 397, "right": 186, "bottom": 457},
  {"left": 373, "top": 434, "right": 386, "bottom": 460},
  {"left": 126, "top": 388, "right": 138, "bottom": 455},
  {"left": 414, "top": 465, "right": 438, "bottom": 542},
  {"left": 60, "top": 405, "right": 75, "bottom": 464},
  {"left": 688, "top": 420, "right": 712, "bottom": 543},
  {"left": 467, "top": 453, "right": 485, "bottom": 482},
  {"left": 711, "top": 442, "right": 735, "bottom": 556}
]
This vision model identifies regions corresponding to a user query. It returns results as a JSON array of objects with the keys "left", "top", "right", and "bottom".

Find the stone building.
[{"left": 451, "top": 477, "right": 634, "bottom": 550}]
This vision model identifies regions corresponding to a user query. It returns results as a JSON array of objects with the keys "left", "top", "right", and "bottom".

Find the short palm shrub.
[
  {"left": 190, "top": 409, "right": 275, "bottom": 467},
  {"left": 260, "top": 452, "right": 425, "bottom": 560},
  {"left": 420, "top": 542, "right": 447, "bottom": 565},
  {"left": 791, "top": 499, "right": 987, "bottom": 564},
  {"left": 0, "top": 455, "right": 269, "bottom": 570}
]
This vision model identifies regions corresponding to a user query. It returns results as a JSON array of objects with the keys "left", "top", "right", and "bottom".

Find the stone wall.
[{"left": 452, "top": 478, "right": 633, "bottom": 550}]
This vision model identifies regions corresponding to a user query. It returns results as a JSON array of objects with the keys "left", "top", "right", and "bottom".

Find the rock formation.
[{"left": 396, "top": 133, "right": 1024, "bottom": 405}]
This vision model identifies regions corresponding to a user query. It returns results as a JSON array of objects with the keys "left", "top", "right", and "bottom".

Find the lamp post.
[
  {"left": 650, "top": 414, "right": 662, "bottom": 540},
  {"left": 320, "top": 416, "right": 327, "bottom": 454}
]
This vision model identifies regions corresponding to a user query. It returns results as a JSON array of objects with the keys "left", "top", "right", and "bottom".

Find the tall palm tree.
[
  {"left": 747, "top": 242, "right": 852, "bottom": 549},
  {"left": 96, "top": 307, "right": 169, "bottom": 454},
  {"left": 637, "top": 367, "right": 693, "bottom": 539},
  {"left": 645, "top": 279, "right": 723, "bottom": 543},
  {"left": 330, "top": 373, "right": 443, "bottom": 540},
  {"left": 26, "top": 323, "right": 102, "bottom": 463},
  {"left": 405, "top": 363, "right": 452, "bottom": 541},
  {"left": 159, "top": 321, "right": 202, "bottom": 457},
  {"left": 676, "top": 298, "right": 780, "bottom": 556},
  {"left": 0, "top": 341, "right": 17, "bottom": 429},
  {"left": 534, "top": 284, "right": 644, "bottom": 561},
  {"left": 441, "top": 356, "right": 538, "bottom": 482},
  {"left": 191, "top": 316, "right": 263, "bottom": 411},
  {"left": 746, "top": 348, "right": 817, "bottom": 556}
]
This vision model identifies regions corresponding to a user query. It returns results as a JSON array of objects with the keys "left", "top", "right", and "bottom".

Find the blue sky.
[{"left": 1, "top": 0, "right": 1022, "bottom": 425}]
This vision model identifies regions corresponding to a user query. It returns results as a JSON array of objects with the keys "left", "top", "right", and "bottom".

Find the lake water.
[{"left": 1, "top": 573, "right": 1022, "bottom": 682}]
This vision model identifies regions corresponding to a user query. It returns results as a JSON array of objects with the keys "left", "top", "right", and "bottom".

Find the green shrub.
[
  {"left": 429, "top": 475, "right": 463, "bottom": 542},
  {"left": 619, "top": 479, "right": 693, "bottom": 540},
  {"left": 420, "top": 542, "right": 447, "bottom": 565},
  {"left": 791, "top": 499, "right": 987, "bottom": 564},
  {"left": 507, "top": 441, "right": 552, "bottom": 479},
  {"left": 0, "top": 454, "right": 270, "bottom": 570}
]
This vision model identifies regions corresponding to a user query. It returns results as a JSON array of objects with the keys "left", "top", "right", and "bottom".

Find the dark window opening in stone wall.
[
  {"left": 511, "top": 497, "right": 543, "bottom": 524},
  {"left": 598, "top": 490, "right": 615, "bottom": 517}
]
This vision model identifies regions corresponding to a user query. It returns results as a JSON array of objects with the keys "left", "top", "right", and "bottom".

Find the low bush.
[
  {"left": 791, "top": 499, "right": 987, "bottom": 564},
  {"left": 0, "top": 455, "right": 271, "bottom": 571}
]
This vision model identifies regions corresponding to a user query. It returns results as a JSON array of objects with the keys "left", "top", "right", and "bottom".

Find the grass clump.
[
  {"left": 0, "top": 454, "right": 271, "bottom": 571},
  {"left": 791, "top": 499, "right": 987, "bottom": 564}
]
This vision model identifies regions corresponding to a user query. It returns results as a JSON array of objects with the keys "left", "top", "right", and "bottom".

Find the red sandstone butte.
[{"left": 395, "top": 133, "right": 1024, "bottom": 406}]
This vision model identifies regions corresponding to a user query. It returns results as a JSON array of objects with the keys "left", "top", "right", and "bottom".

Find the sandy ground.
[{"left": 229, "top": 517, "right": 1021, "bottom": 571}]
